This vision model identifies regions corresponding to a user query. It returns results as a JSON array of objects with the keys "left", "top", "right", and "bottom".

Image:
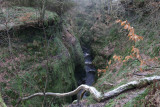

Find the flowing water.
[
  {"left": 80, "top": 47, "right": 96, "bottom": 98},
  {"left": 83, "top": 47, "right": 96, "bottom": 86}
]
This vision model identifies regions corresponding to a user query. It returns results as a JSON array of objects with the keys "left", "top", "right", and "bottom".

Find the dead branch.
[
  {"left": 102, "top": 76, "right": 160, "bottom": 100},
  {"left": 21, "top": 85, "right": 102, "bottom": 102},
  {"left": 21, "top": 76, "right": 160, "bottom": 102}
]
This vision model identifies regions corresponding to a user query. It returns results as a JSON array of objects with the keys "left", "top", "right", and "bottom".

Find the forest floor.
[{"left": 0, "top": 6, "right": 57, "bottom": 31}]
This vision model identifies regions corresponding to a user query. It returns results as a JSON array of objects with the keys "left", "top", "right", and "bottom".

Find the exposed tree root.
[{"left": 21, "top": 76, "right": 160, "bottom": 102}]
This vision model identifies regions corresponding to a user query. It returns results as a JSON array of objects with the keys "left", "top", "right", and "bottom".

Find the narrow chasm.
[
  {"left": 83, "top": 46, "right": 96, "bottom": 86},
  {"left": 82, "top": 46, "right": 96, "bottom": 98},
  {"left": 2, "top": 0, "right": 160, "bottom": 106}
]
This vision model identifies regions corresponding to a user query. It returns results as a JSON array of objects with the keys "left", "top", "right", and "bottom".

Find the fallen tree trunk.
[
  {"left": 21, "top": 76, "right": 160, "bottom": 102},
  {"left": 102, "top": 76, "right": 160, "bottom": 100},
  {"left": 22, "top": 85, "right": 102, "bottom": 102}
]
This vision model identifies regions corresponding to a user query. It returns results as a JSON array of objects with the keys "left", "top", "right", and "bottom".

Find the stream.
[
  {"left": 81, "top": 47, "right": 96, "bottom": 98},
  {"left": 83, "top": 47, "right": 96, "bottom": 86}
]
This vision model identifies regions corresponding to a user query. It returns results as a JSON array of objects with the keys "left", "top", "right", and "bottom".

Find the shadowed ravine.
[
  {"left": 83, "top": 47, "right": 96, "bottom": 86},
  {"left": 80, "top": 47, "right": 96, "bottom": 98}
]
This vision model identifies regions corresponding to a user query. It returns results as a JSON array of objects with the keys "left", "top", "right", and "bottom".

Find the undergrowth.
[{"left": 0, "top": 23, "right": 84, "bottom": 106}]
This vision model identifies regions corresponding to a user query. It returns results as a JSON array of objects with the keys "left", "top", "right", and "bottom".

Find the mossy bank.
[{"left": 0, "top": 6, "right": 85, "bottom": 106}]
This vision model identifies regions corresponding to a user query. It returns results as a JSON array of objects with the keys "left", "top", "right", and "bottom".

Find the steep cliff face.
[
  {"left": 62, "top": 28, "right": 85, "bottom": 83},
  {"left": 0, "top": 11, "right": 85, "bottom": 106},
  {"left": 64, "top": 1, "right": 115, "bottom": 69}
]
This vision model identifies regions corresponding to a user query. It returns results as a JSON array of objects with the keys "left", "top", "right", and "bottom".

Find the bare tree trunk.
[
  {"left": 7, "top": 28, "right": 12, "bottom": 53},
  {"left": 42, "top": 23, "right": 50, "bottom": 107},
  {"left": 4, "top": 2, "right": 12, "bottom": 53},
  {"left": 40, "top": 0, "right": 47, "bottom": 21},
  {"left": 108, "top": 0, "right": 112, "bottom": 14}
]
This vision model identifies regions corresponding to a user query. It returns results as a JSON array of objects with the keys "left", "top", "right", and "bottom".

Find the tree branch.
[
  {"left": 21, "top": 76, "right": 160, "bottom": 102},
  {"left": 21, "top": 85, "right": 102, "bottom": 102},
  {"left": 102, "top": 76, "right": 160, "bottom": 100}
]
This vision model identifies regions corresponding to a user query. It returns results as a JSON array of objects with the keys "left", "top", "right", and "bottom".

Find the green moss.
[
  {"left": 105, "top": 93, "right": 127, "bottom": 107},
  {"left": 124, "top": 89, "right": 149, "bottom": 107},
  {"left": 109, "top": 28, "right": 119, "bottom": 42},
  {"left": 0, "top": 6, "right": 58, "bottom": 28},
  {"left": 148, "top": 31, "right": 155, "bottom": 39},
  {"left": 1, "top": 18, "right": 85, "bottom": 106},
  {"left": 152, "top": 46, "right": 160, "bottom": 57},
  {"left": 0, "top": 93, "right": 7, "bottom": 107},
  {"left": 86, "top": 95, "right": 97, "bottom": 105},
  {"left": 93, "top": 56, "right": 106, "bottom": 68},
  {"left": 105, "top": 99, "right": 115, "bottom": 107}
]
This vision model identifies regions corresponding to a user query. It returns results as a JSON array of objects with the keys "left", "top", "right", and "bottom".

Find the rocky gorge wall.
[{"left": 0, "top": 13, "right": 85, "bottom": 106}]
